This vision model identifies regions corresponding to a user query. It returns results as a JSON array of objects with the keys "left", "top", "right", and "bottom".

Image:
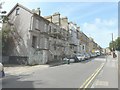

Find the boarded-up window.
[{"left": 32, "top": 36, "right": 37, "bottom": 48}]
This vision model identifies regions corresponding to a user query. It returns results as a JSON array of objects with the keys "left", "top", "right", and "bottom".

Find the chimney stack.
[{"left": 32, "top": 8, "right": 41, "bottom": 16}]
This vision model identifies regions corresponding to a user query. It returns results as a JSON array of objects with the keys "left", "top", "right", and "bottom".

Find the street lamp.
[{"left": 111, "top": 33, "right": 116, "bottom": 58}]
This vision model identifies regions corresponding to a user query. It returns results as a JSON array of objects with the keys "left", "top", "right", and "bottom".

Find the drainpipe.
[{"left": 30, "top": 15, "right": 34, "bottom": 30}]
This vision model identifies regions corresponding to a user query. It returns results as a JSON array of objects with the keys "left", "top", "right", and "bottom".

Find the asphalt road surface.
[{"left": 2, "top": 55, "right": 115, "bottom": 88}]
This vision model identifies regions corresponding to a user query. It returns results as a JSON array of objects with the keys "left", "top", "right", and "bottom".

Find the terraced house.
[
  {"left": 2, "top": 3, "right": 102, "bottom": 65},
  {"left": 2, "top": 3, "right": 69, "bottom": 65}
]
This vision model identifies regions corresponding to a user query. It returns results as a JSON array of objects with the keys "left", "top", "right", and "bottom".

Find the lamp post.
[{"left": 111, "top": 33, "right": 115, "bottom": 58}]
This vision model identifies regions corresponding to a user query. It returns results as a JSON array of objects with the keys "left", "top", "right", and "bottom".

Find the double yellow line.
[{"left": 78, "top": 63, "right": 105, "bottom": 90}]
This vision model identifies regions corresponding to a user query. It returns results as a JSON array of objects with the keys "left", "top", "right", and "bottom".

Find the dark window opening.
[
  {"left": 54, "top": 41, "right": 56, "bottom": 50},
  {"left": 16, "top": 8, "right": 20, "bottom": 15},
  {"left": 49, "top": 26, "right": 51, "bottom": 33},
  {"left": 32, "top": 36, "right": 37, "bottom": 48},
  {"left": 83, "top": 46, "right": 84, "bottom": 50}
]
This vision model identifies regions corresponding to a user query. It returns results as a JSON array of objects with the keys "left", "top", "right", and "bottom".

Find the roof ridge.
[{"left": 7, "top": 3, "right": 33, "bottom": 16}]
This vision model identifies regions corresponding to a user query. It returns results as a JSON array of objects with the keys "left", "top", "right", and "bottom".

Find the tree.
[
  {"left": 109, "top": 41, "right": 113, "bottom": 51},
  {"left": 109, "top": 41, "right": 116, "bottom": 51},
  {"left": 109, "top": 37, "right": 120, "bottom": 51},
  {"left": 0, "top": 2, "right": 8, "bottom": 55},
  {"left": 116, "top": 37, "right": 120, "bottom": 51},
  {"left": 1, "top": 21, "right": 11, "bottom": 55}
]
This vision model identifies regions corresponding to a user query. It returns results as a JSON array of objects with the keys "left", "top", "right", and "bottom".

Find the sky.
[{"left": 1, "top": 0, "right": 119, "bottom": 48}]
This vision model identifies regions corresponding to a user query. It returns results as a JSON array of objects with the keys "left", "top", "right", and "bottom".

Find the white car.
[
  {"left": 0, "top": 63, "right": 5, "bottom": 78},
  {"left": 63, "top": 57, "right": 74, "bottom": 64},
  {"left": 76, "top": 54, "right": 85, "bottom": 61}
]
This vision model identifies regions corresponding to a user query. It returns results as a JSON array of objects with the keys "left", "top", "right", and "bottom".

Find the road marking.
[
  {"left": 79, "top": 68, "right": 99, "bottom": 88},
  {"left": 95, "top": 80, "right": 109, "bottom": 86},
  {"left": 79, "top": 63, "right": 105, "bottom": 90},
  {"left": 84, "top": 63, "right": 104, "bottom": 88}
]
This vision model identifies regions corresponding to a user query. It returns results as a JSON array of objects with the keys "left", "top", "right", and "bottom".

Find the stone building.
[
  {"left": 3, "top": 3, "right": 52, "bottom": 65},
  {"left": 79, "top": 31, "right": 90, "bottom": 54},
  {"left": 68, "top": 22, "right": 79, "bottom": 55},
  {"left": 89, "top": 37, "right": 94, "bottom": 53},
  {"left": 2, "top": 3, "right": 102, "bottom": 65},
  {"left": 60, "top": 17, "right": 69, "bottom": 31},
  {"left": 44, "top": 12, "right": 61, "bottom": 26},
  {"left": 2, "top": 3, "right": 69, "bottom": 65},
  {"left": 48, "top": 22, "right": 68, "bottom": 62}
]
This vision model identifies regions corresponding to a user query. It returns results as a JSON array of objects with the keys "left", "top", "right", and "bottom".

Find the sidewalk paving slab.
[{"left": 91, "top": 55, "right": 118, "bottom": 88}]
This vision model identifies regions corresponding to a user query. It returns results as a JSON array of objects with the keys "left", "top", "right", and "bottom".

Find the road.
[{"left": 2, "top": 55, "right": 117, "bottom": 88}]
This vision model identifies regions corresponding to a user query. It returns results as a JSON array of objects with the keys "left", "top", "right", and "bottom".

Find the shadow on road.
[
  {"left": 79, "top": 59, "right": 93, "bottom": 64},
  {"left": 47, "top": 60, "right": 66, "bottom": 67},
  {"left": 2, "top": 74, "right": 34, "bottom": 89}
]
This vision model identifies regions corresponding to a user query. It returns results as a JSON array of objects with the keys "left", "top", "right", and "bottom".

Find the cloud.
[{"left": 81, "top": 18, "right": 118, "bottom": 48}]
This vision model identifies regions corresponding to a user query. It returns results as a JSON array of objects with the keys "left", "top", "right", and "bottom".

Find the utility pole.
[
  {"left": 112, "top": 33, "right": 114, "bottom": 58},
  {"left": 112, "top": 33, "right": 113, "bottom": 50}
]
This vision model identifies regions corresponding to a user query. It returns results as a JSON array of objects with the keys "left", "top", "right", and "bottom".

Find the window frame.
[{"left": 32, "top": 35, "right": 37, "bottom": 48}]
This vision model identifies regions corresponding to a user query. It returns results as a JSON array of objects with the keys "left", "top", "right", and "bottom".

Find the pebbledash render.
[{"left": 3, "top": 3, "right": 102, "bottom": 65}]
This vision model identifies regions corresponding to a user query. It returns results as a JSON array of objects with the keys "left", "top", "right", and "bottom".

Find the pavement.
[
  {"left": 4, "top": 59, "right": 72, "bottom": 76},
  {"left": 91, "top": 54, "right": 118, "bottom": 88},
  {"left": 4, "top": 64, "right": 49, "bottom": 76},
  {"left": 118, "top": 51, "right": 120, "bottom": 90}
]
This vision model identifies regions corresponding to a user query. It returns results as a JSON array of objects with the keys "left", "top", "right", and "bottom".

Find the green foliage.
[
  {"left": 2, "top": 15, "right": 8, "bottom": 23},
  {"left": 1, "top": 15, "right": 11, "bottom": 55},
  {"left": 116, "top": 37, "right": 120, "bottom": 51},
  {"left": 109, "top": 42, "right": 113, "bottom": 51},
  {"left": 2, "top": 24, "right": 11, "bottom": 55},
  {"left": 109, "top": 37, "right": 120, "bottom": 51}
]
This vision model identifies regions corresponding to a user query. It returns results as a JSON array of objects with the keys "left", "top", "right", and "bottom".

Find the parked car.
[
  {"left": 75, "top": 54, "right": 85, "bottom": 61},
  {"left": 74, "top": 55, "right": 80, "bottom": 62},
  {"left": 95, "top": 50, "right": 101, "bottom": 56},
  {"left": 94, "top": 53, "right": 97, "bottom": 57},
  {"left": 63, "top": 58, "right": 70, "bottom": 64},
  {"left": 89, "top": 53, "right": 95, "bottom": 58},
  {"left": 63, "top": 55, "right": 76, "bottom": 64},
  {"left": 84, "top": 53, "right": 90, "bottom": 60},
  {"left": 0, "top": 63, "right": 5, "bottom": 78},
  {"left": 96, "top": 52, "right": 101, "bottom": 56}
]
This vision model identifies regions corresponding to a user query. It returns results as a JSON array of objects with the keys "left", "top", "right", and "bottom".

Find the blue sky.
[{"left": 1, "top": 0, "right": 118, "bottom": 48}]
